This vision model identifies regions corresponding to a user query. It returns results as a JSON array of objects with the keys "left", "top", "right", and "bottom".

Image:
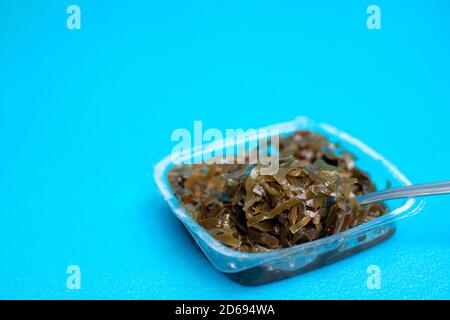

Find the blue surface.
[{"left": 1, "top": 1, "right": 449, "bottom": 299}]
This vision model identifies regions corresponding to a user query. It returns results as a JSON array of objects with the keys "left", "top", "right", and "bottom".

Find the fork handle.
[{"left": 356, "top": 181, "right": 450, "bottom": 205}]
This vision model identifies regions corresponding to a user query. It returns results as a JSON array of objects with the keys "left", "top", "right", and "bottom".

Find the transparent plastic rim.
[{"left": 154, "top": 116, "right": 426, "bottom": 266}]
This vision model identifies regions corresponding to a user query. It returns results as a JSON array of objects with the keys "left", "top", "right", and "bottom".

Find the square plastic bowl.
[{"left": 154, "top": 116, "right": 425, "bottom": 285}]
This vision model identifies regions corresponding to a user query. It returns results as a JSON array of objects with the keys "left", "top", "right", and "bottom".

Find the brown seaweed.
[{"left": 167, "top": 131, "right": 388, "bottom": 252}]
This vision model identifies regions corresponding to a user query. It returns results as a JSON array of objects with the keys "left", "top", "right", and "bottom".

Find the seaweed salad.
[{"left": 167, "top": 131, "right": 388, "bottom": 252}]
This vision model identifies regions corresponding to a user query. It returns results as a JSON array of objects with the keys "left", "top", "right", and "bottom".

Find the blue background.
[{"left": 1, "top": 1, "right": 449, "bottom": 299}]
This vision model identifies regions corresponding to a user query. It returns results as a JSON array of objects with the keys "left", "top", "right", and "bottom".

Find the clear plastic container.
[{"left": 154, "top": 116, "right": 426, "bottom": 285}]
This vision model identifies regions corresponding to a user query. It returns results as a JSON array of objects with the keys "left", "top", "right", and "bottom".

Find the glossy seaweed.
[{"left": 168, "top": 131, "right": 387, "bottom": 252}]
